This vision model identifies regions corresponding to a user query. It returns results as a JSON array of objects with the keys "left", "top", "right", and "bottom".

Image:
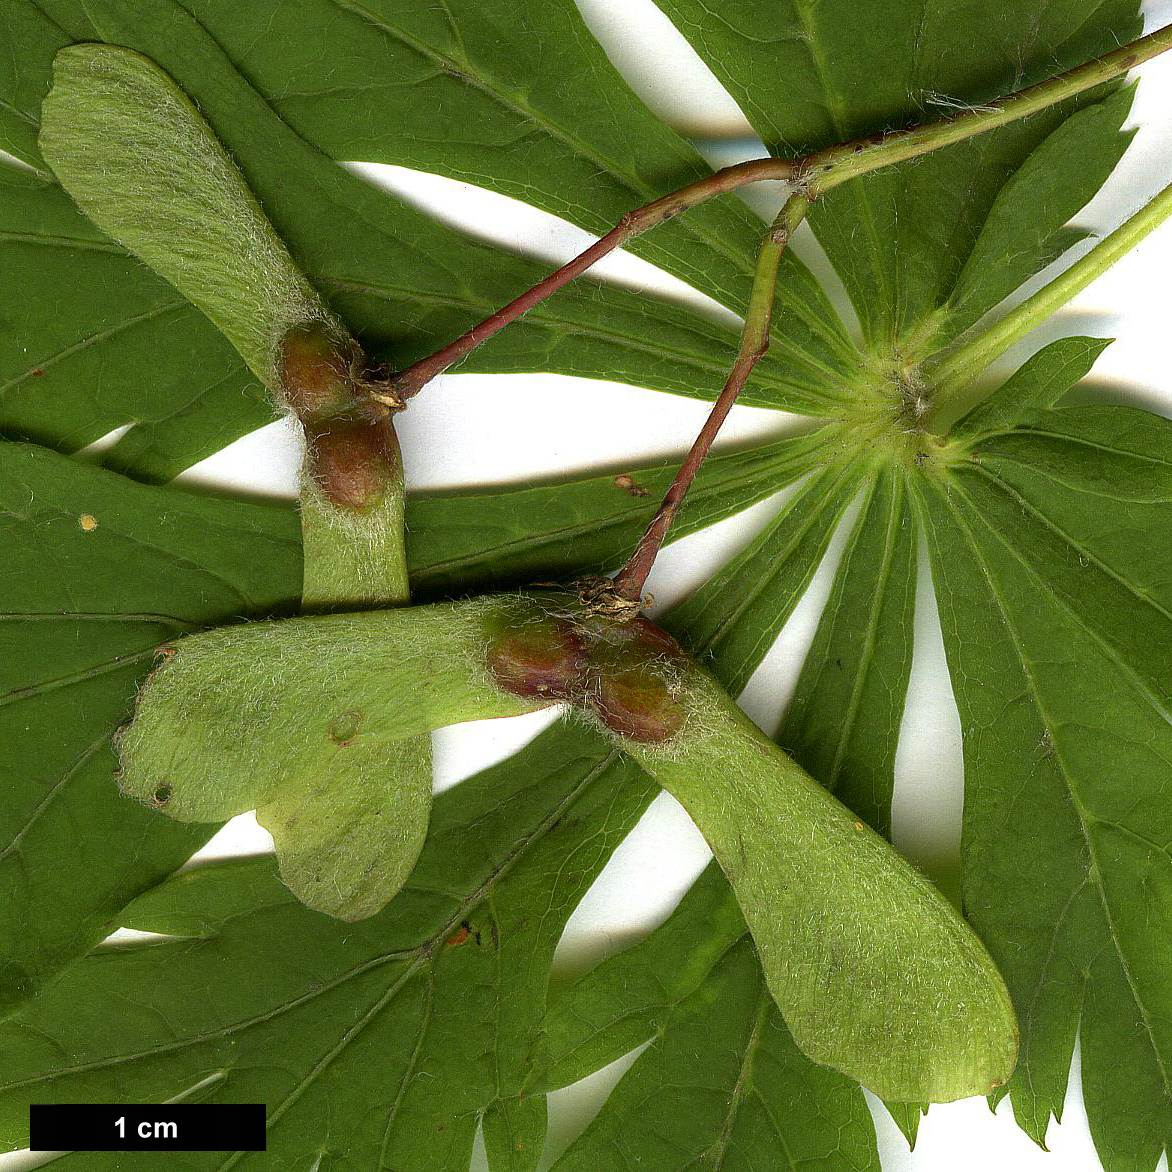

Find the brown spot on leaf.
[
  {"left": 151, "top": 783, "right": 173, "bottom": 808},
  {"left": 78, "top": 514, "right": 98, "bottom": 531},
  {"left": 445, "top": 924, "right": 471, "bottom": 947},
  {"left": 613, "top": 473, "right": 650, "bottom": 497}
]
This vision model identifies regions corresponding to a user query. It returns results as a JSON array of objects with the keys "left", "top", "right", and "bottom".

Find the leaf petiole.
[
  {"left": 926, "top": 179, "right": 1172, "bottom": 413},
  {"left": 802, "top": 24, "right": 1172, "bottom": 196}
]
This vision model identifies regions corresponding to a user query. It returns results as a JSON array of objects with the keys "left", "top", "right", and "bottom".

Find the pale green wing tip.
[
  {"left": 624, "top": 663, "right": 1022, "bottom": 1106},
  {"left": 267, "top": 832, "right": 427, "bottom": 924},
  {"left": 46, "top": 41, "right": 139, "bottom": 80},
  {"left": 113, "top": 670, "right": 214, "bottom": 822},
  {"left": 788, "top": 965, "right": 1019, "bottom": 1104},
  {"left": 41, "top": 43, "right": 186, "bottom": 143},
  {"left": 257, "top": 734, "right": 435, "bottom": 923},
  {"left": 887, "top": 1025, "right": 1019, "bottom": 1105},
  {"left": 113, "top": 649, "right": 258, "bottom": 823},
  {"left": 800, "top": 1026, "right": 1019, "bottom": 1105},
  {"left": 120, "top": 641, "right": 436, "bottom": 922},
  {"left": 40, "top": 41, "right": 324, "bottom": 392}
]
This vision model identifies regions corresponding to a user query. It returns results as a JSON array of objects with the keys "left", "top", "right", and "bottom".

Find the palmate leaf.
[
  {"left": 4, "top": 0, "right": 849, "bottom": 334},
  {"left": 548, "top": 351, "right": 1170, "bottom": 1168},
  {"left": 6, "top": 442, "right": 934, "bottom": 1166},
  {"left": 0, "top": 438, "right": 882, "bottom": 1168},
  {"left": 917, "top": 401, "right": 1172, "bottom": 1169},
  {"left": 533, "top": 866, "right": 880, "bottom": 1171},
  {"left": 2, "top": 0, "right": 1169, "bottom": 1168},
  {"left": 649, "top": 0, "right": 1140, "bottom": 348}
]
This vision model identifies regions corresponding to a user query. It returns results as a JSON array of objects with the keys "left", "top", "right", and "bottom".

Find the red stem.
[
  {"left": 611, "top": 196, "right": 809, "bottom": 603},
  {"left": 610, "top": 344, "right": 769, "bottom": 603},
  {"left": 387, "top": 26, "right": 1172, "bottom": 407},
  {"left": 392, "top": 157, "right": 794, "bottom": 400}
]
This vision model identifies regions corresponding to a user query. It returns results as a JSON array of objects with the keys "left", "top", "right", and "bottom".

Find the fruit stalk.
[
  {"left": 612, "top": 194, "right": 809, "bottom": 602},
  {"left": 389, "top": 156, "right": 795, "bottom": 399}
]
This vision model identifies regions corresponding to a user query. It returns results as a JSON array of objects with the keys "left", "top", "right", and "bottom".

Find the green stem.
[
  {"left": 803, "top": 25, "right": 1172, "bottom": 196},
  {"left": 388, "top": 27, "right": 1169, "bottom": 406},
  {"left": 612, "top": 195, "right": 810, "bottom": 603},
  {"left": 927, "top": 181, "right": 1172, "bottom": 409}
]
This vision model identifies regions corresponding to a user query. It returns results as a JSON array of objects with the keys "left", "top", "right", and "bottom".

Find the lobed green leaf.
[
  {"left": 649, "top": 0, "right": 1140, "bottom": 352},
  {"left": 917, "top": 403, "right": 1172, "bottom": 1167},
  {"left": 1, "top": 0, "right": 859, "bottom": 484},
  {"left": 0, "top": 443, "right": 301, "bottom": 1012},
  {"left": 538, "top": 867, "right": 881, "bottom": 1170},
  {"left": 3, "top": 0, "right": 1169, "bottom": 1162},
  {"left": 777, "top": 465, "right": 917, "bottom": 836},
  {"left": 0, "top": 723, "right": 655, "bottom": 1169},
  {"left": 668, "top": 458, "right": 868, "bottom": 693}
]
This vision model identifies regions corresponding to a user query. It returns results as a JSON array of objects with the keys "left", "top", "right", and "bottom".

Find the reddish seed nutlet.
[
  {"left": 624, "top": 616, "right": 683, "bottom": 657},
  {"left": 593, "top": 667, "right": 685, "bottom": 743},
  {"left": 487, "top": 607, "right": 686, "bottom": 741},
  {"left": 278, "top": 323, "right": 355, "bottom": 418},
  {"left": 486, "top": 621, "right": 589, "bottom": 699},
  {"left": 306, "top": 417, "right": 398, "bottom": 510}
]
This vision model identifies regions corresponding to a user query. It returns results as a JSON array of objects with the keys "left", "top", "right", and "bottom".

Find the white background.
[{"left": 10, "top": 1, "right": 1172, "bottom": 1169}]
